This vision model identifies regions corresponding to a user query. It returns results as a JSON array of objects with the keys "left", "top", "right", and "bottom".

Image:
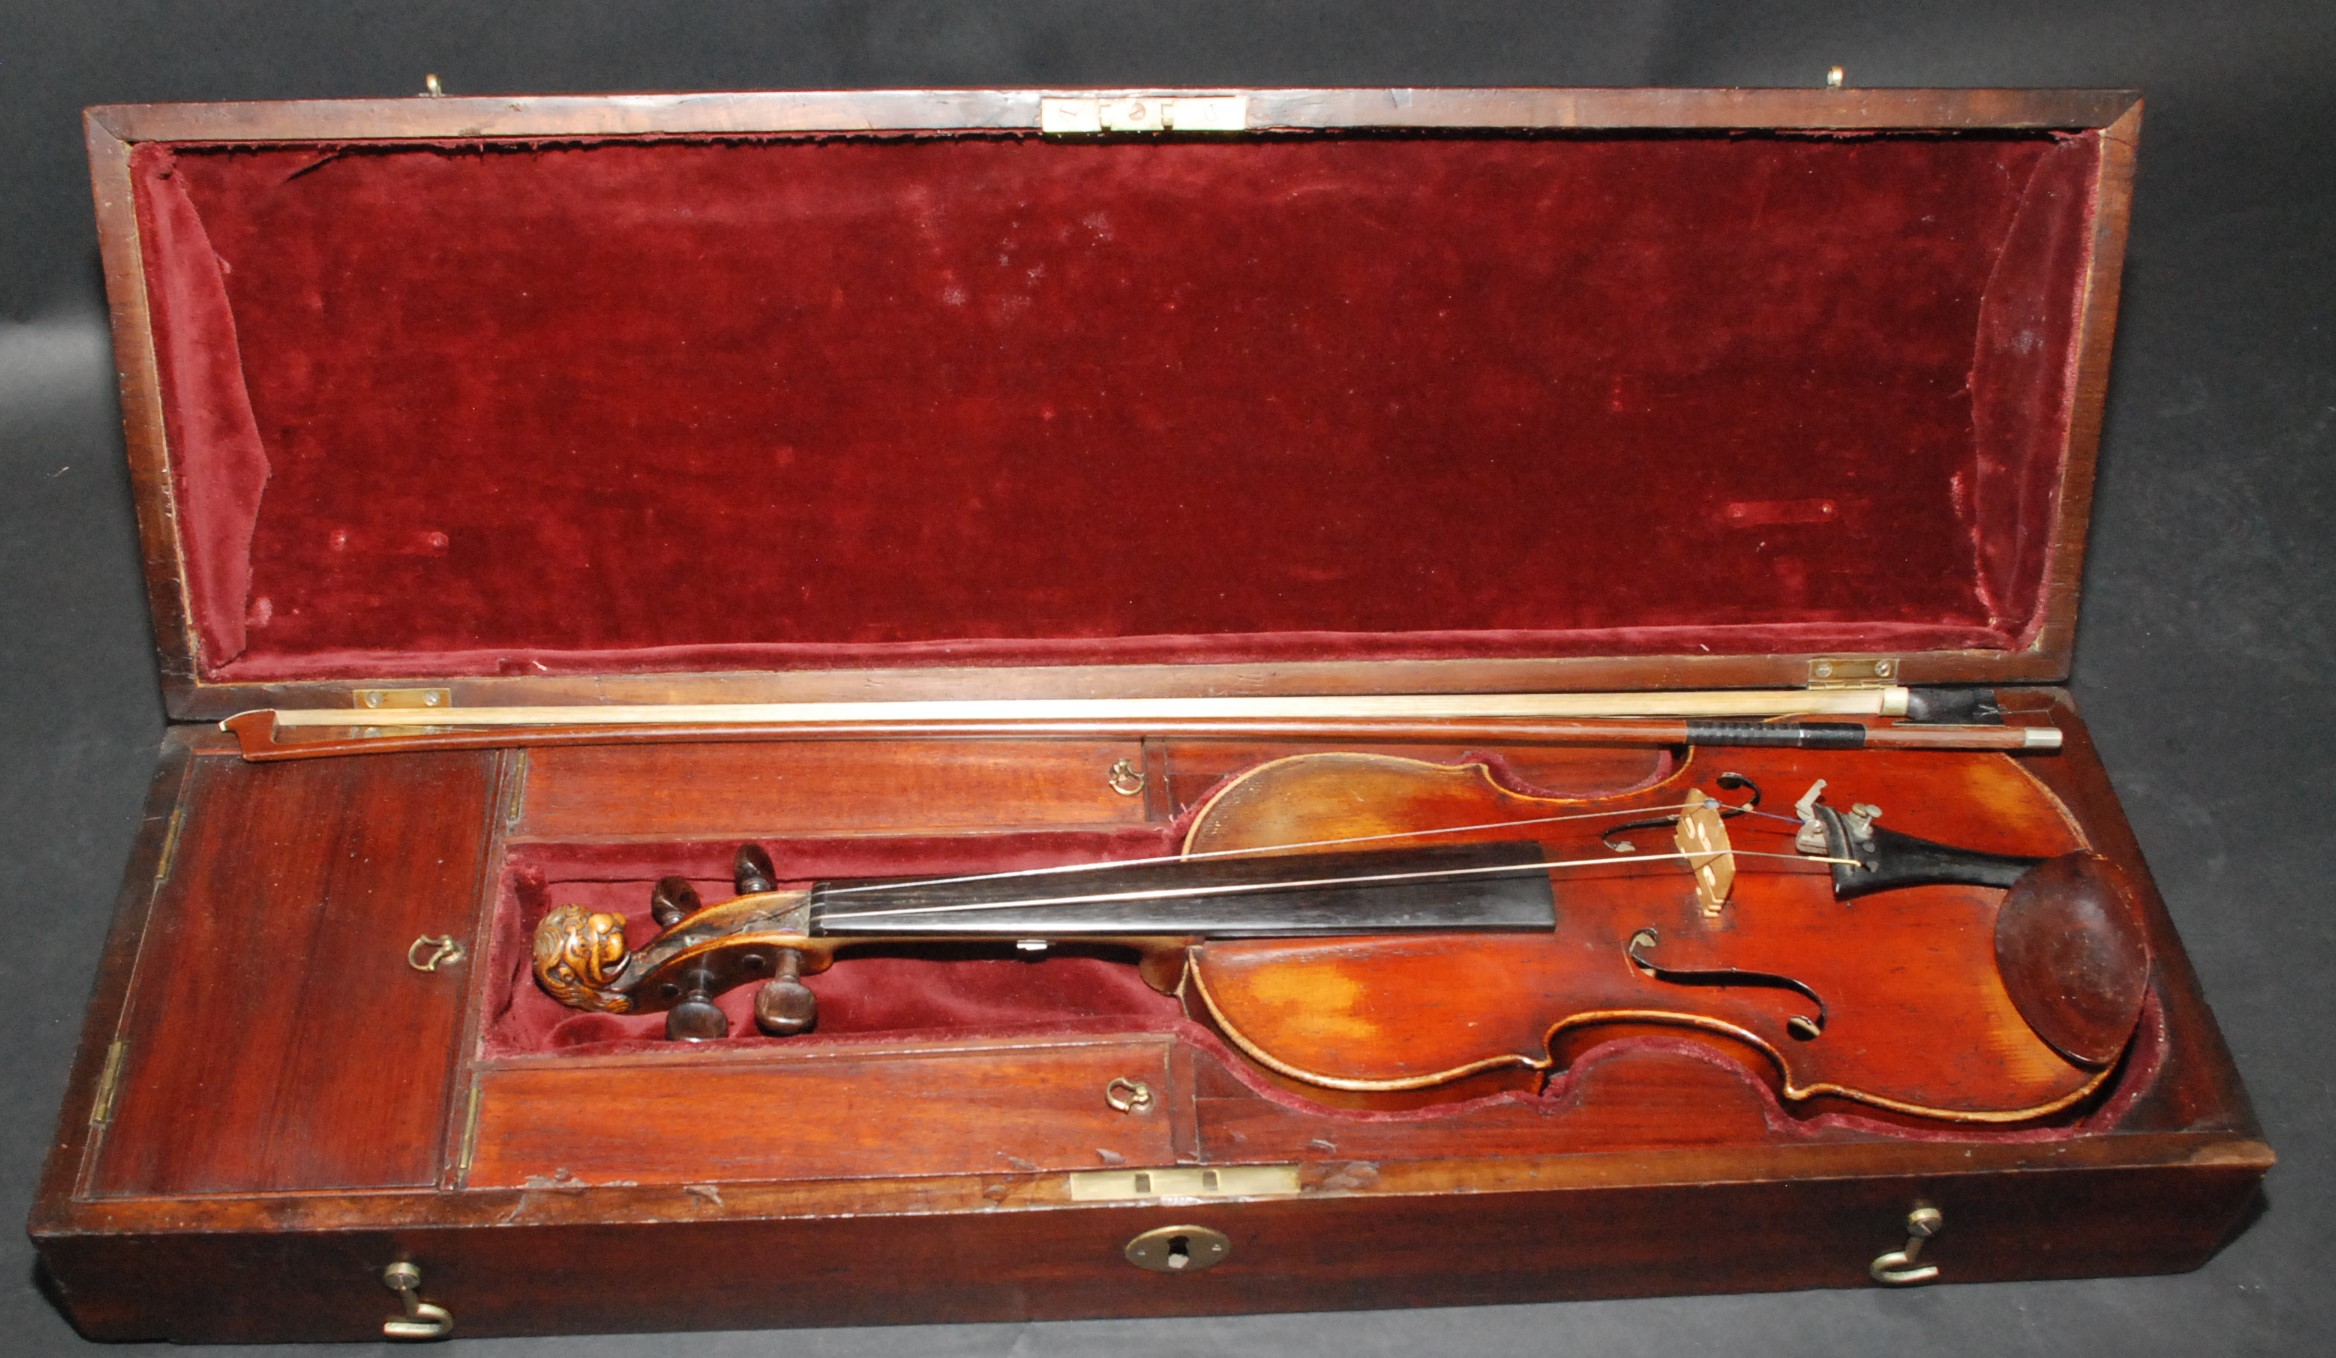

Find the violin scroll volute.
[
  {"left": 529, "top": 840, "right": 827, "bottom": 1040},
  {"left": 531, "top": 904, "right": 635, "bottom": 1014}
]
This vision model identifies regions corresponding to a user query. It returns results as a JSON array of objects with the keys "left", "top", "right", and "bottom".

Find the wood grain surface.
[{"left": 84, "top": 751, "right": 494, "bottom": 1196}]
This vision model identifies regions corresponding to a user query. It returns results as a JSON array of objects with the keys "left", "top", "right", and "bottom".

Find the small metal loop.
[
  {"left": 1108, "top": 759, "right": 1147, "bottom": 797},
  {"left": 1104, "top": 1076, "right": 1154, "bottom": 1113},
  {"left": 1869, "top": 1206, "right": 1944, "bottom": 1285},
  {"left": 406, "top": 935, "right": 466, "bottom": 973},
  {"left": 382, "top": 1261, "right": 455, "bottom": 1339},
  {"left": 1826, "top": 65, "right": 1846, "bottom": 90},
  {"left": 422, "top": 73, "right": 444, "bottom": 97}
]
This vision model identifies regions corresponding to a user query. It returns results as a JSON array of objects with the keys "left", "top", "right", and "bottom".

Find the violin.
[{"left": 531, "top": 747, "right": 2151, "bottom": 1124}]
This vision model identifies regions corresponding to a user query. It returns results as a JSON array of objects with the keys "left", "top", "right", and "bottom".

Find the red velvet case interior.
[{"left": 130, "top": 128, "right": 2101, "bottom": 684}]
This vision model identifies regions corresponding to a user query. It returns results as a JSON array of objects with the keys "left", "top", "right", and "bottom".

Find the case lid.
[{"left": 85, "top": 87, "right": 2140, "bottom": 720}]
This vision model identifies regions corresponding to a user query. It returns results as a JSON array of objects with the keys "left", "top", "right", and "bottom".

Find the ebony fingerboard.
[{"left": 808, "top": 842, "right": 1556, "bottom": 938}]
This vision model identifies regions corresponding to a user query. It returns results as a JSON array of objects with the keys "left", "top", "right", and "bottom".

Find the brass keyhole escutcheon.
[{"left": 1124, "top": 1224, "right": 1231, "bottom": 1273}]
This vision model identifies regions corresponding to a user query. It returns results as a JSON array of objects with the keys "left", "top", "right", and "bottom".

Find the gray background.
[{"left": 1, "top": 2, "right": 2327, "bottom": 1353}]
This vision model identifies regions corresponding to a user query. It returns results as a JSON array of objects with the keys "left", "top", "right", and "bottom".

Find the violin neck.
[{"left": 807, "top": 842, "right": 1559, "bottom": 939}]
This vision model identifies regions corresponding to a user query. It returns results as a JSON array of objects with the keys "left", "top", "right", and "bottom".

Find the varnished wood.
[
  {"left": 257, "top": 689, "right": 1918, "bottom": 728},
  {"left": 2029, "top": 98, "right": 2144, "bottom": 672},
  {"left": 1157, "top": 739, "right": 1679, "bottom": 819},
  {"left": 515, "top": 739, "right": 1150, "bottom": 839},
  {"left": 34, "top": 694, "right": 2269, "bottom": 1341},
  {"left": 1170, "top": 749, "right": 2109, "bottom": 1120},
  {"left": 84, "top": 113, "right": 198, "bottom": 692},
  {"left": 170, "top": 651, "right": 2079, "bottom": 727},
  {"left": 224, "top": 709, "right": 2057, "bottom": 761},
  {"left": 87, "top": 87, "right": 2141, "bottom": 146},
  {"left": 465, "top": 1039, "right": 1178, "bottom": 1189},
  {"left": 86, "top": 752, "right": 495, "bottom": 1196},
  {"left": 40, "top": 733, "right": 197, "bottom": 1204},
  {"left": 36, "top": 1137, "right": 2267, "bottom": 1342},
  {"left": 44, "top": 1127, "right": 2273, "bottom": 1236}
]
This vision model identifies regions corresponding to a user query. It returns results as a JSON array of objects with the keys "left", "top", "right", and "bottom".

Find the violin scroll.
[
  {"left": 529, "top": 842, "right": 830, "bottom": 1040},
  {"left": 532, "top": 904, "right": 635, "bottom": 1014}
]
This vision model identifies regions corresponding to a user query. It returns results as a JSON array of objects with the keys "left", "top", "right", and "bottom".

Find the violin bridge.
[{"left": 1674, "top": 788, "right": 1736, "bottom": 918}]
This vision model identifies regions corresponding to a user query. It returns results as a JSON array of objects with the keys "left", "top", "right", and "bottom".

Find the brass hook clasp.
[
  {"left": 1869, "top": 1205, "right": 1945, "bottom": 1285},
  {"left": 1104, "top": 1076, "right": 1154, "bottom": 1113},
  {"left": 406, "top": 935, "right": 466, "bottom": 973},
  {"left": 382, "top": 1262, "right": 454, "bottom": 1339}
]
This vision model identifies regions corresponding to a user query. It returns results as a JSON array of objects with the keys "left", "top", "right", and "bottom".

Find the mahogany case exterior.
[
  {"left": 31, "top": 712, "right": 2269, "bottom": 1342},
  {"left": 32, "top": 86, "right": 2270, "bottom": 1343}
]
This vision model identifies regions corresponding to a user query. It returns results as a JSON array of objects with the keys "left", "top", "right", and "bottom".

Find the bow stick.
[{"left": 220, "top": 687, "right": 2059, "bottom": 760}]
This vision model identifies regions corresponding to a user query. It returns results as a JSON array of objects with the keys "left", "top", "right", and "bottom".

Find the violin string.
[
  {"left": 815, "top": 848, "right": 1858, "bottom": 925},
  {"left": 815, "top": 796, "right": 1787, "bottom": 900}
]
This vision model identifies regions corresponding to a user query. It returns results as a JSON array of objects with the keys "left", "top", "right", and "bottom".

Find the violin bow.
[{"left": 220, "top": 687, "right": 2060, "bottom": 761}]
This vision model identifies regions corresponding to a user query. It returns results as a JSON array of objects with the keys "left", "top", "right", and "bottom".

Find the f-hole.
[{"left": 1626, "top": 927, "right": 1828, "bottom": 1038}]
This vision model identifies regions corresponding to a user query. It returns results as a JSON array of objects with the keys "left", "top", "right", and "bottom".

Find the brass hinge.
[
  {"left": 1066, "top": 1163, "right": 1300, "bottom": 1202},
  {"left": 501, "top": 750, "right": 531, "bottom": 829},
  {"left": 1041, "top": 95, "right": 1249, "bottom": 135},
  {"left": 152, "top": 804, "right": 187, "bottom": 884},
  {"left": 454, "top": 1080, "right": 483, "bottom": 1183},
  {"left": 90, "top": 1040, "right": 128, "bottom": 1126},
  {"left": 1807, "top": 657, "right": 1900, "bottom": 689},
  {"left": 353, "top": 687, "right": 453, "bottom": 712}
]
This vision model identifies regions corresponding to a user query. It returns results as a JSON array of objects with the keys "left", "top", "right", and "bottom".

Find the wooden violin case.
[{"left": 32, "top": 86, "right": 2271, "bottom": 1342}]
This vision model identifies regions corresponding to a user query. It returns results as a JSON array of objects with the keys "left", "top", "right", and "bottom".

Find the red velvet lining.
[
  {"left": 130, "top": 130, "right": 2099, "bottom": 682},
  {"left": 481, "top": 831, "right": 1187, "bottom": 1059}
]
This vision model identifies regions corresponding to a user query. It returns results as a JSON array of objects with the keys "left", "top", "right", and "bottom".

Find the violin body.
[
  {"left": 1180, "top": 752, "right": 2137, "bottom": 1120},
  {"left": 534, "top": 745, "right": 2150, "bottom": 1124}
]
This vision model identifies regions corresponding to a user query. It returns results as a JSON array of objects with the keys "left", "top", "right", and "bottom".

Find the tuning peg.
[
  {"left": 665, "top": 967, "right": 729, "bottom": 1042},
  {"left": 649, "top": 876, "right": 702, "bottom": 929},
  {"left": 753, "top": 950, "right": 818, "bottom": 1036},
  {"left": 734, "top": 843, "right": 777, "bottom": 895}
]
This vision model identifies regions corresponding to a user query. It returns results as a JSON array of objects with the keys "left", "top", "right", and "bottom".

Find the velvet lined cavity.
[{"left": 130, "top": 132, "right": 2098, "bottom": 681}]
